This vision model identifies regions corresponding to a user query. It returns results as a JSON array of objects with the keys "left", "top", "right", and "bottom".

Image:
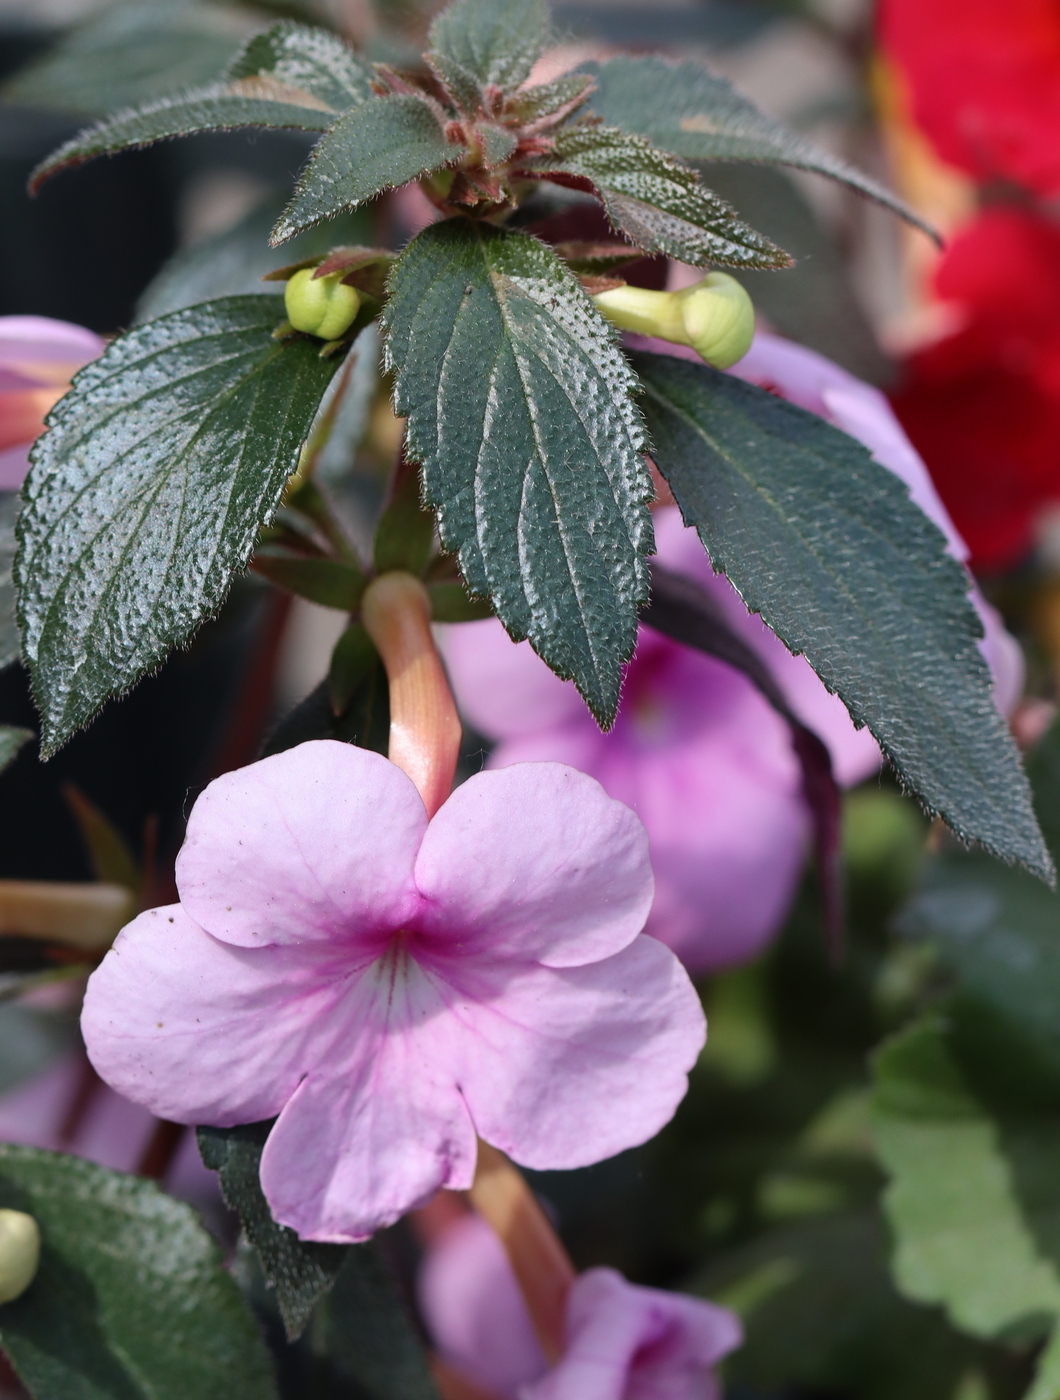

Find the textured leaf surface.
[
  {"left": 635, "top": 351, "right": 1049, "bottom": 878},
  {"left": 384, "top": 219, "right": 653, "bottom": 725},
  {"left": 0, "top": 1144, "right": 277, "bottom": 1400},
  {"left": 0, "top": 494, "right": 21, "bottom": 671},
  {"left": 897, "top": 724, "right": 1060, "bottom": 1076},
  {"left": 429, "top": 0, "right": 548, "bottom": 92},
  {"left": 272, "top": 94, "right": 460, "bottom": 245},
  {"left": 29, "top": 20, "right": 373, "bottom": 193},
  {"left": 581, "top": 56, "right": 935, "bottom": 237},
  {"left": 0, "top": 1, "right": 243, "bottom": 116},
  {"left": 872, "top": 1017, "right": 1060, "bottom": 1343},
  {"left": 16, "top": 295, "right": 341, "bottom": 755},
  {"left": 536, "top": 124, "right": 790, "bottom": 269},
  {"left": 198, "top": 1123, "right": 347, "bottom": 1342}
]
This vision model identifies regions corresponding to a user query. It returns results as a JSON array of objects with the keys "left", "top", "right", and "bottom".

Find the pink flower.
[
  {"left": 442, "top": 331, "right": 1023, "bottom": 975},
  {"left": 0, "top": 317, "right": 104, "bottom": 490},
  {"left": 420, "top": 1213, "right": 740, "bottom": 1399},
  {"left": 82, "top": 741, "right": 705, "bottom": 1242}
]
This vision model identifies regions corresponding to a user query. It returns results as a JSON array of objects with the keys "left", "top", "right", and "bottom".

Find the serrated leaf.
[
  {"left": 635, "top": 351, "right": 1050, "bottom": 879},
  {"left": 425, "top": 48, "right": 484, "bottom": 114},
  {"left": 581, "top": 55, "right": 936, "bottom": 239},
  {"left": 198, "top": 1122, "right": 347, "bottom": 1341},
  {"left": 0, "top": 1, "right": 244, "bottom": 117},
  {"left": 16, "top": 295, "right": 342, "bottom": 755},
  {"left": 271, "top": 94, "right": 461, "bottom": 245},
  {"left": 0, "top": 1144, "right": 278, "bottom": 1400},
  {"left": 509, "top": 73, "right": 595, "bottom": 126},
  {"left": 29, "top": 20, "right": 373, "bottom": 194},
  {"left": 871, "top": 1016, "right": 1060, "bottom": 1344},
  {"left": 429, "top": 0, "right": 548, "bottom": 92},
  {"left": 0, "top": 494, "right": 21, "bottom": 671},
  {"left": 224, "top": 20, "right": 375, "bottom": 111},
  {"left": 383, "top": 218, "right": 653, "bottom": 725},
  {"left": 534, "top": 124, "right": 790, "bottom": 269},
  {"left": 0, "top": 726, "right": 31, "bottom": 775}
]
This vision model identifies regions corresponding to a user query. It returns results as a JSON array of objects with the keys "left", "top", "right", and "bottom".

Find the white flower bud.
[
  {"left": 593, "top": 273, "right": 755, "bottom": 369},
  {"left": 0, "top": 1210, "right": 40, "bottom": 1303},
  {"left": 284, "top": 268, "right": 361, "bottom": 342}
]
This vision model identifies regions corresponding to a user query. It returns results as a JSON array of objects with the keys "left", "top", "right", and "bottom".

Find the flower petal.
[
  {"left": 260, "top": 959, "right": 477, "bottom": 1241},
  {"left": 176, "top": 741, "right": 426, "bottom": 948},
  {"left": 439, "top": 619, "right": 585, "bottom": 740},
  {"left": 446, "top": 935, "right": 705, "bottom": 1169},
  {"left": 415, "top": 764, "right": 654, "bottom": 969},
  {"left": 82, "top": 904, "right": 352, "bottom": 1126}
]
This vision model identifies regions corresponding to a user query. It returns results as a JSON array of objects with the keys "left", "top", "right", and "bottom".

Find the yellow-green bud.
[
  {"left": 284, "top": 267, "right": 361, "bottom": 342},
  {"left": 593, "top": 272, "right": 755, "bottom": 369},
  {"left": 0, "top": 1211, "right": 39, "bottom": 1304}
]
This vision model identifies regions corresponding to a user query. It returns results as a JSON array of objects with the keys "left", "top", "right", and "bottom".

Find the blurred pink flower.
[
  {"left": 442, "top": 331, "right": 1023, "bottom": 974},
  {"left": 420, "top": 1213, "right": 740, "bottom": 1400},
  {"left": 0, "top": 317, "right": 103, "bottom": 490},
  {"left": 82, "top": 741, "right": 705, "bottom": 1243}
]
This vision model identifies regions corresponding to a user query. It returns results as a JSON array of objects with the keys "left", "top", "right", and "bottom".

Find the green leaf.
[
  {"left": 871, "top": 1016, "right": 1060, "bottom": 1344},
  {"left": 271, "top": 94, "right": 461, "bottom": 245},
  {"left": 581, "top": 55, "right": 936, "bottom": 239},
  {"left": 428, "top": 0, "right": 548, "bottom": 92},
  {"left": 634, "top": 351, "right": 1050, "bottom": 879},
  {"left": 508, "top": 73, "right": 595, "bottom": 125},
  {"left": 535, "top": 124, "right": 790, "bottom": 269},
  {"left": 0, "top": 494, "right": 21, "bottom": 671},
  {"left": 29, "top": 20, "right": 372, "bottom": 194},
  {"left": 313, "top": 1243, "right": 440, "bottom": 1400},
  {"left": 16, "top": 295, "right": 342, "bottom": 756},
  {"left": 428, "top": 581, "right": 494, "bottom": 622},
  {"left": 198, "top": 1122, "right": 347, "bottom": 1342},
  {"left": 0, "top": 726, "right": 31, "bottom": 775},
  {"left": 0, "top": 1144, "right": 278, "bottom": 1400},
  {"left": 0, "top": 1, "right": 244, "bottom": 117},
  {"left": 383, "top": 219, "right": 653, "bottom": 725},
  {"left": 1026, "top": 1324, "right": 1060, "bottom": 1400},
  {"left": 252, "top": 551, "right": 366, "bottom": 610},
  {"left": 696, "top": 1211, "right": 978, "bottom": 1400}
]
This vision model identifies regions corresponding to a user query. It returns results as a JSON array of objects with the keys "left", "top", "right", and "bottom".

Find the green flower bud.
[
  {"left": 284, "top": 267, "right": 361, "bottom": 342},
  {"left": 0, "top": 1210, "right": 39, "bottom": 1304},
  {"left": 593, "top": 272, "right": 755, "bottom": 369}
]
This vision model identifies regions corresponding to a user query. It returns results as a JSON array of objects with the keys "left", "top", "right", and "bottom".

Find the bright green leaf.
[
  {"left": 537, "top": 124, "right": 790, "bottom": 269},
  {"left": 1025, "top": 1324, "right": 1060, "bottom": 1400},
  {"left": 16, "top": 295, "right": 342, "bottom": 755},
  {"left": 271, "top": 94, "right": 461, "bottom": 245},
  {"left": 581, "top": 55, "right": 935, "bottom": 239},
  {"left": 634, "top": 351, "right": 1050, "bottom": 879},
  {"left": 428, "top": 0, "right": 548, "bottom": 93},
  {"left": 0, "top": 1144, "right": 278, "bottom": 1400},
  {"left": 384, "top": 219, "right": 653, "bottom": 725},
  {"left": 29, "top": 21, "right": 372, "bottom": 194},
  {"left": 198, "top": 1122, "right": 347, "bottom": 1342},
  {"left": 872, "top": 1017, "right": 1060, "bottom": 1343}
]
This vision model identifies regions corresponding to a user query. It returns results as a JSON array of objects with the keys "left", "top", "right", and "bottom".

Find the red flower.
[
  {"left": 890, "top": 207, "right": 1060, "bottom": 570},
  {"left": 878, "top": 0, "right": 1060, "bottom": 195}
]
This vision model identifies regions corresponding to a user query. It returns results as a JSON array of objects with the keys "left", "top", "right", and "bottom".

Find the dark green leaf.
[
  {"left": 265, "top": 635, "right": 388, "bottom": 756},
  {"left": 581, "top": 56, "right": 936, "bottom": 239},
  {"left": 271, "top": 94, "right": 461, "bottom": 245},
  {"left": 535, "top": 124, "right": 790, "bottom": 269},
  {"left": 871, "top": 1016, "right": 1060, "bottom": 1343},
  {"left": 252, "top": 551, "right": 366, "bottom": 609},
  {"left": 198, "top": 1123, "right": 347, "bottom": 1342},
  {"left": 16, "top": 295, "right": 342, "bottom": 756},
  {"left": 428, "top": 0, "right": 548, "bottom": 92},
  {"left": 29, "top": 20, "right": 373, "bottom": 194},
  {"left": 0, "top": 494, "right": 21, "bottom": 671},
  {"left": 0, "top": 1144, "right": 278, "bottom": 1400},
  {"left": 373, "top": 459, "right": 436, "bottom": 576},
  {"left": 696, "top": 1212, "right": 978, "bottom": 1400},
  {"left": 136, "top": 198, "right": 375, "bottom": 322},
  {"left": 635, "top": 351, "right": 1050, "bottom": 879},
  {"left": 313, "top": 1243, "right": 439, "bottom": 1400},
  {"left": 327, "top": 622, "right": 382, "bottom": 719},
  {"left": 428, "top": 581, "right": 493, "bottom": 621},
  {"left": 0, "top": 727, "right": 31, "bottom": 775},
  {"left": 224, "top": 21, "right": 375, "bottom": 111},
  {"left": 0, "top": 1, "right": 243, "bottom": 117},
  {"left": 384, "top": 219, "right": 652, "bottom": 725}
]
